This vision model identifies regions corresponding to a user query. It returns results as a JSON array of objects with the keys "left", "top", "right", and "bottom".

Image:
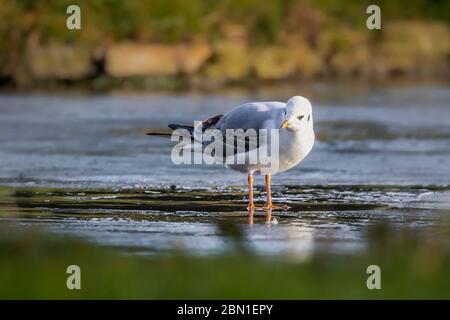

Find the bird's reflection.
[
  {"left": 247, "top": 208, "right": 273, "bottom": 226},
  {"left": 248, "top": 207, "right": 254, "bottom": 224},
  {"left": 265, "top": 209, "right": 272, "bottom": 226}
]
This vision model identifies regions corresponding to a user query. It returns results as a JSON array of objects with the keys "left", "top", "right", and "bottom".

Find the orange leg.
[
  {"left": 247, "top": 174, "right": 255, "bottom": 210},
  {"left": 265, "top": 175, "right": 273, "bottom": 210},
  {"left": 265, "top": 174, "right": 289, "bottom": 211}
]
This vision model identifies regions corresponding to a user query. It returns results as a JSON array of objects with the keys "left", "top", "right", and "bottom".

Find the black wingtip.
[
  {"left": 168, "top": 124, "right": 194, "bottom": 132},
  {"left": 146, "top": 132, "right": 171, "bottom": 136}
]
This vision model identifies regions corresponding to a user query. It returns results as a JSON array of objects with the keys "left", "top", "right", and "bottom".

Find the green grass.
[{"left": 0, "top": 224, "right": 449, "bottom": 299}]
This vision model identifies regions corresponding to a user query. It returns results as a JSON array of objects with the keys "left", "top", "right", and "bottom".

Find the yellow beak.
[{"left": 280, "top": 120, "right": 290, "bottom": 129}]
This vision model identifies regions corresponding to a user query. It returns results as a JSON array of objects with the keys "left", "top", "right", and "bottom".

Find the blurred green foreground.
[
  {"left": 0, "top": 187, "right": 449, "bottom": 299},
  {"left": 1, "top": 224, "right": 449, "bottom": 299}
]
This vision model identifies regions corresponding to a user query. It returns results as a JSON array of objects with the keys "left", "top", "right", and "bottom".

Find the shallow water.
[{"left": 0, "top": 83, "right": 449, "bottom": 257}]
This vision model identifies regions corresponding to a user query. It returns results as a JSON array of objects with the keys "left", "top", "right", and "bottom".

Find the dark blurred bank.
[{"left": 0, "top": 0, "right": 449, "bottom": 91}]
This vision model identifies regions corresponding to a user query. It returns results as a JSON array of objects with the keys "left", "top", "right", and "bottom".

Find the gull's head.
[{"left": 280, "top": 96, "right": 313, "bottom": 132}]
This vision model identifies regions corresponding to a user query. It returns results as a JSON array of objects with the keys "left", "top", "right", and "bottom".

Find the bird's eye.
[
  {"left": 307, "top": 114, "right": 311, "bottom": 122},
  {"left": 298, "top": 115, "right": 304, "bottom": 120}
]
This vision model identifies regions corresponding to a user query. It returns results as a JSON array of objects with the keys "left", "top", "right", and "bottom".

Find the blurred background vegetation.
[{"left": 0, "top": 0, "right": 449, "bottom": 90}]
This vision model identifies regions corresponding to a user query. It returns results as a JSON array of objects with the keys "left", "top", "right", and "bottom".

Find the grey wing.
[
  {"left": 216, "top": 101, "right": 286, "bottom": 154},
  {"left": 217, "top": 101, "right": 285, "bottom": 131}
]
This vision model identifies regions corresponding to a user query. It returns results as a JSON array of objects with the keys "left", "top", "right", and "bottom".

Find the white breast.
[
  {"left": 275, "top": 128, "right": 315, "bottom": 174},
  {"left": 226, "top": 128, "right": 315, "bottom": 175}
]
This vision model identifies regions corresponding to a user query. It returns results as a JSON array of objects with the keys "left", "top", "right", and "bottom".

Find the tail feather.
[
  {"left": 147, "top": 114, "right": 223, "bottom": 138},
  {"left": 146, "top": 128, "right": 173, "bottom": 137},
  {"left": 146, "top": 126, "right": 193, "bottom": 138}
]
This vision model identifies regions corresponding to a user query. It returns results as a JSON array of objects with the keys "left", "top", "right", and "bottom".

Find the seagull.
[{"left": 147, "top": 96, "right": 315, "bottom": 211}]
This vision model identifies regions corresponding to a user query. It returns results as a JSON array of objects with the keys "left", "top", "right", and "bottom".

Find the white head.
[{"left": 280, "top": 96, "right": 314, "bottom": 132}]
